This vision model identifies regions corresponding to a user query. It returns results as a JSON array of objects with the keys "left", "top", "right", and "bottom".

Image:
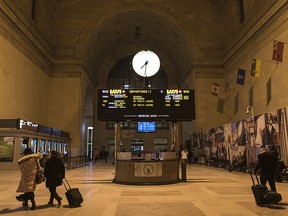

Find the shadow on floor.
[
  {"left": 259, "top": 202, "right": 288, "bottom": 210},
  {"left": 0, "top": 204, "right": 52, "bottom": 214}
]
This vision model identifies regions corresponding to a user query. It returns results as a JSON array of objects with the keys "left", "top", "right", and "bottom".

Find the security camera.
[
  {"left": 246, "top": 106, "right": 254, "bottom": 119},
  {"left": 246, "top": 106, "right": 250, "bottom": 114}
]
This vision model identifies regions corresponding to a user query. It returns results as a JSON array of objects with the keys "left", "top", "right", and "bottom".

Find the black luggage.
[
  {"left": 63, "top": 178, "right": 83, "bottom": 207},
  {"left": 263, "top": 191, "right": 282, "bottom": 204},
  {"left": 249, "top": 170, "right": 282, "bottom": 206}
]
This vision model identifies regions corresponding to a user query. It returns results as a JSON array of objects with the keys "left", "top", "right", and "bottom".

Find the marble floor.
[{"left": 0, "top": 160, "right": 287, "bottom": 216}]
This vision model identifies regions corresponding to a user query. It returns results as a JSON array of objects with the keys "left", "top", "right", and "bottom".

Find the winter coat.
[
  {"left": 255, "top": 152, "right": 276, "bottom": 176},
  {"left": 16, "top": 153, "right": 40, "bottom": 193},
  {"left": 44, "top": 157, "right": 65, "bottom": 188}
]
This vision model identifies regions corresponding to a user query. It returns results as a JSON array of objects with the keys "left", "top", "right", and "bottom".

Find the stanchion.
[{"left": 181, "top": 160, "right": 187, "bottom": 182}]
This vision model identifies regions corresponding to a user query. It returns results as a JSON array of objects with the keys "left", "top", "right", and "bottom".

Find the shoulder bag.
[{"left": 34, "top": 157, "right": 45, "bottom": 184}]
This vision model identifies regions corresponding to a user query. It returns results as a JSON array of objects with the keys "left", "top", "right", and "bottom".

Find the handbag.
[{"left": 34, "top": 157, "right": 45, "bottom": 184}]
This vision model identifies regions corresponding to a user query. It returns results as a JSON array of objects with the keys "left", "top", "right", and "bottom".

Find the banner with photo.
[
  {"left": 0, "top": 137, "right": 14, "bottom": 161},
  {"left": 204, "top": 128, "right": 215, "bottom": 148},
  {"left": 188, "top": 107, "right": 288, "bottom": 168},
  {"left": 223, "top": 123, "right": 232, "bottom": 163}
]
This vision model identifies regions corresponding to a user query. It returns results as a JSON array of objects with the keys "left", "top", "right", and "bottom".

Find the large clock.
[{"left": 132, "top": 50, "right": 160, "bottom": 77}]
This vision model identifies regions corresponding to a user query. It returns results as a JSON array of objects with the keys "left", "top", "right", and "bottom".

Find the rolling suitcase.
[
  {"left": 249, "top": 170, "right": 282, "bottom": 206},
  {"left": 263, "top": 190, "right": 282, "bottom": 204},
  {"left": 63, "top": 178, "right": 83, "bottom": 207},
  {"left": 250, "top": 170, "right": 269, "bottom": 206}
]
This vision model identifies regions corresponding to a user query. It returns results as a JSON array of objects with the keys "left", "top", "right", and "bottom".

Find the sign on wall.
[
  {"left": 0, "top": 137, "right": 14, "bottom": 161},
  {"left": 134, "top": 162, "right": 162, "bottom": 177}
]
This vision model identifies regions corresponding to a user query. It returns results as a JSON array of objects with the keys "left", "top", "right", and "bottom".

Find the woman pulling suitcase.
[{"left": 44, "top": 150, "right": 65, "bottom": 207}]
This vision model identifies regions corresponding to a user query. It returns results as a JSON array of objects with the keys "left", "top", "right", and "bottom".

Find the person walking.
[
  {"left": 93, "top": 148, "right": 99, "bottom": 163},
  {"left": 181, "top": 148, "right": 188, "bottom": 163},
  {"left": 269, "top": 145, "right": 283, "bottom": 182},
  {"left": 44, "top": 150, "right": 65, "bottom": 207},
  {"left": 16, "top": 147, "right": 40, "bottom": 210},
  {"left": 181, "top": 148, "right": 189, "bottom": 181},
  {"left": 104, "top": 149, "right": 109, "bottom": 163},
  {"left": 254, "top": 145, "right": 277, "bottom": 191}
]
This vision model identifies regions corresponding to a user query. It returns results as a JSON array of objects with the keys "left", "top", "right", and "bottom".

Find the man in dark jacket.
[
  {"left": 44, "top": 150, "right": 65, "bottom": 207},
  {"left": 254, "top": 145, "right": 277, "bottom": 191},
  {"left": 269, "top": 145, "right": 283, "bottom": 182}
]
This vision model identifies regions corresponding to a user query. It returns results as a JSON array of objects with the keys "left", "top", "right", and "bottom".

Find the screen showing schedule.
[{"left": 97, "top": 89, "right": 195, "bottom": 121}]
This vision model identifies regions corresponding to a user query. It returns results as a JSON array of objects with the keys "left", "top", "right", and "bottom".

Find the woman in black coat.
[{"left": 44, "top": 150, "right": 65, "bottom": 207}]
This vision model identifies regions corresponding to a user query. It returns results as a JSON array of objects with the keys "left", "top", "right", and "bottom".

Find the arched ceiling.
[
  {"left": 81, "top": 10, "right": 192, "bottom": 86},
  {"left": 53, "top": 0, "right": 226, "bottom": 87}
]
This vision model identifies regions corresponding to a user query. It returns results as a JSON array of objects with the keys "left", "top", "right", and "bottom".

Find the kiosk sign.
[
  {"left": 134, "top": 162, "right": 162, "bottom": 177},
  {"left": 17, "top": 119, "right": 38, "bottom": 132}
]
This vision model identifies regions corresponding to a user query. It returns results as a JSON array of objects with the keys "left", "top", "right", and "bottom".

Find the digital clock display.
[{"left": 97, "top": 89, "right": 195, "bottom": 121}]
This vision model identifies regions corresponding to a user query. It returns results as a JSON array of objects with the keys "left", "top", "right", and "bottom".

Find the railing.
[
  {"left": 65, "top": 155, "right": 88, "bottom": 170},
  {"left": 40, "top": 155, "right": 88, "bottom": 170}
]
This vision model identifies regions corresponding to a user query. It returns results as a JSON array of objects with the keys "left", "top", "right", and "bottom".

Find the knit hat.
[{"left": 22, "top": 147, "right": 33, "bottom": 155}]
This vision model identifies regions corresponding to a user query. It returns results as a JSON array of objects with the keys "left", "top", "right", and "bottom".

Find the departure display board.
[{"left": 97, "top": 89, "right": 195, "bottom": 121}]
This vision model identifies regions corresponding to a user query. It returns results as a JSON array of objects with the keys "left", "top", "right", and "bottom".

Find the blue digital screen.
[{"left": 137, "top": 122, "right": 156, "bottom": 133}]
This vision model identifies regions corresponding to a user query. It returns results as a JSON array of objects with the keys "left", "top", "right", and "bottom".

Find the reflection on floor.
[{"left": 0, "top": 160, "right": 288, "bottom": 216}]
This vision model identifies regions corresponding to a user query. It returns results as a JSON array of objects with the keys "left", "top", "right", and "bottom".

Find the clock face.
[{"left": 132, "top": 50, "right": 160, "bottom": 77}]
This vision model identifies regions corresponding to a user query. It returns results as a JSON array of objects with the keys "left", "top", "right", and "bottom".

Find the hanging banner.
[
  {"left": 237, "top": 69, "right": 246, "bottom": 85},
  {"left": 250, "top": 59, "right": 261, "bottom": 77},
  {"left": 272, "top": 40, "right": 284, "bottom": 62},
  {"left": 212, "top": 82, "right": 219, "bottom": 96},
  {"left": 224, "top": 78, "right": 231, "bottom": 92}
]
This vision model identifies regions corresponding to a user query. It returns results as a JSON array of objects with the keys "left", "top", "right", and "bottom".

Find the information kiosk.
[
  {"left": 97, "top": 89, "right": 195, "bottom": 185},
  {"left": 114, "top": 152, "right": 179, "bottom": 185}
]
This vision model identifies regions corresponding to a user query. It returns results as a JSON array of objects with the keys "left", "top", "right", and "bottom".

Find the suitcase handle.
[
  {"left": 249, "top": 169, "right": 260, "bottom": 185},
  {"left": 62, "top": 178, "right": 72, "bottom": 191},
  {"left": 249, "top": 169, "right": 255, "bottom": 185}
]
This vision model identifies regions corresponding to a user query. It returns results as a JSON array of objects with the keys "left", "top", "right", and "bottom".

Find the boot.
[
  {"left": 16, "top": 194, "right": 25, "bottom": 202},
  {"left": 16, "top": 193, "right": 29, "bottom": 207},
  {"left": 27, "top": 192, "right": 36, "bottom": 210},
  {"left": 55, "top": 195, "right": 62, "bottom": 207},
  {"left": 30, "top": 200, "right": 36, "bottom": 210},
  {"left": 22, "top": 200, "right": 28, "bottom": 207},
  {"left": 48, "top": 197, "right": 54, "bottom": 205}
]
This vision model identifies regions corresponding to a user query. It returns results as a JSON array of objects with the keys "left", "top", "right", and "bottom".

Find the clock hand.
[{"left": 140, "top": 60, "right": 149, "bottom": 69}]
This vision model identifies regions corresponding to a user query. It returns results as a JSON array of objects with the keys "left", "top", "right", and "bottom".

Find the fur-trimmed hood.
[
  {"left": 16, "top": 153, "right": 39, "bottom": 193},
  {"left": 18, "top": 153, "right": 39, "bottom": 165}
]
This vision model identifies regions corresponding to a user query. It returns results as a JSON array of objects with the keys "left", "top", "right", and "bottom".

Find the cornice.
[
  {"left": 0, "top": 1, "right": 53, "bottom": 75},
  {"left": 51, "top": 59, "right": 95, "bottom": 83},
  {"left": 183, "top": 58, "right": 224, "bottom": 80},
  {"left": 192, "top": 0, "right": 288, "bottom": 78},
  {"left": 223, "top": 0, "right": 288, "bottom": 69}
]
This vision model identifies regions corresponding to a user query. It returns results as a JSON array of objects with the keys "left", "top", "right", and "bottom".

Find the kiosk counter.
[{"left": 113, "top": 152, "right": 180, "bottom": 185}]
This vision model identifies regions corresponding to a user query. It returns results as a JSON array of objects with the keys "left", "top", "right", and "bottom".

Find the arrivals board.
[{"left": 97, "top": 89, "right": 195, "bottom": 121}]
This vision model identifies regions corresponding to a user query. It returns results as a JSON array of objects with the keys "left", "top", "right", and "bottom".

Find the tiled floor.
[{"left": 0, "top": 160, "right": 287, "bottom": 216}]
